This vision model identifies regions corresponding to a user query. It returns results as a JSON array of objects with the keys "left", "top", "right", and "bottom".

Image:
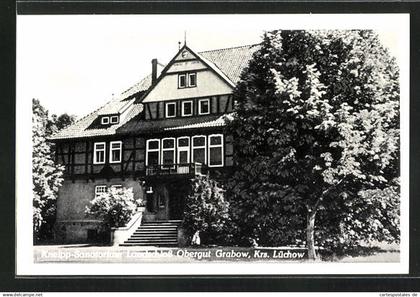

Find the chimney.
[{"left": 151, "top": 58, "right": 158, "bottom": 85}]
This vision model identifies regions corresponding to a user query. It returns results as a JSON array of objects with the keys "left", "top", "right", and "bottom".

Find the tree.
[
  {"left": 32, "top": 99, "right": 65, "bottom": 241},
  {"left": 46, "top": 113, "right": 76, "bottom": 137},
  {"left": 226, "top": 30, "right": 400, "bottom": 259},
  {"left": 182, "top": 174, "right": 230, "bottom": 245},
  {"left": 85, "top": 187, "right": 138, "bottom": 230},
  {"left": 32, "top": 99, "right": 76, "bottom": 242}
]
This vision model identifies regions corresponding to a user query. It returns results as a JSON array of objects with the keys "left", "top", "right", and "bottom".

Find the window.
[
  {"left": 188, "top": 73, "right": 197, "bottom": 87},
  {"left": 177, "top": 137, "right": 190, "bottom": 164},
  {"left": 198, "top": 99, "right": 210, "bottom": 115},
  {"left": 146, "top": 139, "right": 160, "bottom": 166},
  {"left": 110, "top": 115, "right": 119, "bottom": 124},
  {"left": 208, "top": 134, "right": 224, "bottom": 167},
  {"left": 161, "top": 138, "right": 175, "bottom": 168},
  {"left": 101, "top": 116, "right": 110, "bottom": 125},
  {"left": 166, "top": 102, "right": 176, "bottom": 118},
  {"left": 178, "top": 74, "right": 187, "bottom": 88},
  {"left": 192, "top": 135, "right": 206, "bottom": 164},
  {"left": 182, "top": 101, "right": 193, "bottom": 117},
  {"left": 95, "top": 185, "right": 107, "bottom": 196},
  {"left": 109, "top": 141, "right": 122, "bottom": 163},
  {"left": 178, "top": 72, "right": 196, "bottom": 89},
  {"left": 93, "top": 142, "right": 106, "bottom": 164}
]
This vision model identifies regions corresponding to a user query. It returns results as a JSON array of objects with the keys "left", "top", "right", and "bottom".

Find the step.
[
  {"left": 142, "top": 222, "right": 181, "bottom": 225},
  {"left": 119, "top": 220, "right": 181, "bottom": 247},
  {"left": 138, "top": 224, "right": 179, "bottom": 227},
  {"left": 131, "top": 233, "right": 177, "bottom": 237},
  {"left": 137, "top": 226, "right": 178, "bottom": 229},
  {"left": 142, "top": 220, "right": 182, "bottom": 224},
  {"left": 121, "top": 241, "right": 177, "bottom": 244},
  {"left": 139, "top": 224, "right": 179, "bottom": 227},
  {"left": 128, "top": 235, "right": 178, "bottom": 240},
  {"left": 124, "top": 240, "right": 178, "bottom": 244},
  {"left": 135, "top": 229, "right": 177, "bottom": 233},
  {"left": 127, "top": 234, "right": 178, "bottom": 240},
  {"left": 134, "top": 230, "right": 177, "bottom": 233},
  {"left": 120, "top": 243, "right": 177, "bottom": 247}
]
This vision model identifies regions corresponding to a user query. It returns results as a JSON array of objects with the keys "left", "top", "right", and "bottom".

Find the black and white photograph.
[{"left": 15, "top": 13, "right": 409, "bottom": 275}]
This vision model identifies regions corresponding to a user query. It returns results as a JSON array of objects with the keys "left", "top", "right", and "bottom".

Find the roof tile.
[{"left": 50, "top": 44, "right": 260, "bottom": 140}]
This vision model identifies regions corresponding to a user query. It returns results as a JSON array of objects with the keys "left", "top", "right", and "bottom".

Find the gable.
[
  {"left": 174, "top": 47, "right": 196, "bottom": 61},
  {"left": 142, "top": 47, "right": 234, "bottom": 103}
]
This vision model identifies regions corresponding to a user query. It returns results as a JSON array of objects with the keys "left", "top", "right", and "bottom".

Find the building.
[{"left": 50, "top": 43, "right": 261, "bottom": 244}]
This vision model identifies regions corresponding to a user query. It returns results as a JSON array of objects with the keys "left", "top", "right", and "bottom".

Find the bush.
[
  {"left": 182, "top": 174, "right": 230, "bottom": 245},
  {"left": 85, "top": 187, "right": 137, "bottom": 231}
]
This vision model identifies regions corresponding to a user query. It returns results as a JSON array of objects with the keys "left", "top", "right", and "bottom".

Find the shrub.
[
  {"left": 85, "top": 187, "right": 137, "bottom": 230},
  {"left": 182, "top": 174, "right": 230, "bottom": 245}
]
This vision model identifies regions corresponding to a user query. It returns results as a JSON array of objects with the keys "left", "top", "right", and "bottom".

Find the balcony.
[{"left": 145, "top": 163, "right": 205, "bottom": 177}]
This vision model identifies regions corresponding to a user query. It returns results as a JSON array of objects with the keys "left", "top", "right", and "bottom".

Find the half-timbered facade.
[{"left": 50, "top": 43, "right": 260, "bottom": 243}]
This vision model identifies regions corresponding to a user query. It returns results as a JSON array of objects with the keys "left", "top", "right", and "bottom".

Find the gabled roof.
[
  {"left": 140, "top": 44, "right": 236, "bottom": 103},
  {"left": 50, "top": 99, "right": 144, "bottom": 140},
  {"left": 199, "top": 44, "right": 260, "bottom": 84},
  {"left": 50, "top": 43, "right": 260, "bottom": 141},
  {"left": 97, "top": 97, "right": 133, "bottom": 116}
]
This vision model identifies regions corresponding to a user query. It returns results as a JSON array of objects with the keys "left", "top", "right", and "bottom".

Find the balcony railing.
[{"left": 145, "top": 163, "right": 205, "bottom": 176}]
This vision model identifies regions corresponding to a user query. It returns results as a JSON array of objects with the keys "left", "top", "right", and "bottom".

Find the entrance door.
[
  {"left": 143, "top": 185, "right": 169, "bottom": 221},
  {"left": 168, "top": 182, "right": 189, "bottom": 220}
]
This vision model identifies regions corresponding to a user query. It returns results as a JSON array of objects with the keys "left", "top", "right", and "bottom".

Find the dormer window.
[
  {"left": 166, "top": 102, "right": 176, "bottom": 118},
  {"left": 198, "top": 98, "right": 210, "bottom": 115},
  {"left": 188, "top": 73, "right": 197, "bottom": 87},
  {"left": 178, "top": 72, "right": 197, "bottom": 89},
  {"left": 110, "top": 115, "right": 119, "bottom": 124},
  {"left": 178, "top": 74, "right": 187, "bottom": 88},
  {"left": 101, "top": 116, "right": 110, "bottom": 125},
  {"left": 182, "top": 101, "right": 193, "bottom": 117}
]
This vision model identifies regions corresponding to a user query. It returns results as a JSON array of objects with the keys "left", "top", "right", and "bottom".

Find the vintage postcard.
[{"left": 16, "top": 13, "right": 409, "bottom": 275}]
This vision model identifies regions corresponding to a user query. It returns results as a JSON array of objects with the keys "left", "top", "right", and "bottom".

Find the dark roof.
[
  {"left": 50, "top": 44, "right": 260, "bottom": 140},
  {"left": 117, "top": 114, "right": 231, "bottom": 135},
  {"left": 199, "top": 44, "right": 260, "bottom": 84},
  {"left": 120, "top": 74, "right": 152, "bottom": 99},
  {"left": 51, "top": 99, "right": 143, "bottom": 140}
]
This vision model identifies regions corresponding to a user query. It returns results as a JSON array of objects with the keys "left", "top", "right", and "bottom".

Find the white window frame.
[
  {"left": 109, "top": 141, "right": 122, "bottom": 163},
  {"left": 188, "top": 72, "right": 197, "bottom": 87},
  {"left": 93, "top": 142, "right": 106, "bottom": 164},
  {"left": 161, "top": 137, "right": 176, "bottom": 168},
  {"left": 95, "top": 185, "right": 108, "bottom": 197},
  {"left": 198, "top": 98, "right": 210, "bottom": 115},
  {"left": 101, "top": 116, "right": 110, "bottom": 125},
  {"left": 181, "top": 100, "right": 193, "bottom": 117},
  {"left": 165, "top": 102, "right": 177, "bottom": 118},
  {"left": 177, "top": 136, "right": 190, "bottom": 164},
  {"left": 145, "top": 139, "right": 160, "bottom": 166},
  {"left": 192, "top": 135, "right": 207, "bottom": 164},
  {"left": 178, "top": 73, "right": 187, "bottom": 88},
  {"left": 110, "top": 115, "right": 119, "bottom": 124},
  {"left": 208, "top": 134, "right": 224, "bottom": 167}
]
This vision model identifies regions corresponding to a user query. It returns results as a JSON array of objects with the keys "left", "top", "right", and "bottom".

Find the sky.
[{"left": 17, "top": 14, "right": 405, "bottom": 119}]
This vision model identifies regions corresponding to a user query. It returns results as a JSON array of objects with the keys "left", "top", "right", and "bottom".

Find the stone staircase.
[{"left": 120, "top": 220, "right": 181, "bottom": 246}]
